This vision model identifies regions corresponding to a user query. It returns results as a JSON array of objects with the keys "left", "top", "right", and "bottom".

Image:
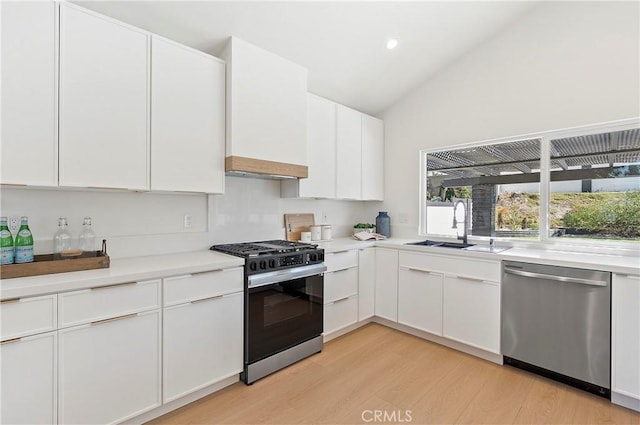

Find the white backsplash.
[{"left": 0, "top": 177, "right": 383, "bottom": 258}]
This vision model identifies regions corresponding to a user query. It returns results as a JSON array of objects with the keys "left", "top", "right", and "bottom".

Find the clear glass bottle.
[
  {"left": 78, "top": 217, "right": 96, "bottom": 252},
  {"left": 53, "top": 217, "right": 73, "bottom": 254},
  {"left": 0, "top": 217, "right": 15, "bottom": 265},
  {"left": 14, "top": 216, "right": 34, "bottom": 263}
]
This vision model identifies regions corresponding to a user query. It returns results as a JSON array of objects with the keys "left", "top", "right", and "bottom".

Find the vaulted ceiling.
[{"left": 74, "top": 1, "right": 538, "bottom": 115}]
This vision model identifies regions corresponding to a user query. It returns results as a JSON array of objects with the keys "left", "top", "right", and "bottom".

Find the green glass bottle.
[
  {"left": 0, "top": 217, "right": 14, "bottom": 265},
  {"left": 14, "top": 216, "right": 34, "bottom": 263}
]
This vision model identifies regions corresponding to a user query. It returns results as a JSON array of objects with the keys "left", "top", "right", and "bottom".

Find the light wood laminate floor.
[{"left": 149, "top": 323, "right": 640, "bottom": 425}]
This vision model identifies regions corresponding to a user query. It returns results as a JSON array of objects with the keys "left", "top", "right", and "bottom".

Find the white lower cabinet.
[
  {"left": 442, "top": 275, "right": 500, "bottom": 353},
  {"left": 358, "top": 248, "right": 376, "bottom": 321},
  {"left": 58, "top": 310, "right": 161, "bottom": 424},
  {"left": 398, "top": 266, "right": 443, "bottom": 336},
  {"left": 374, "top": 248, "right": 399, "bottom": 322},
  {"left": 612, "top": 273, "right": 640, "bottom": 411},
  {"left": 324, "top": 265, "right": 359, "bottom": 335},
  {"left": 163, "top": 292, "right": 243, "bottom": 403},
  {"left": 1, "top": 331, "right": 57, "bottom": 425}
]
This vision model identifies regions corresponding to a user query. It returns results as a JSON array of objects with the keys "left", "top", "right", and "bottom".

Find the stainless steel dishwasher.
[{"left": 501, "top": 261, "right": 611, "bottom": 398}]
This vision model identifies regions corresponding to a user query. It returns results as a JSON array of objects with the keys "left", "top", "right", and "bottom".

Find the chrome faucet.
[{"left": 452, "top": 199, "right": 469, "bottom": 245}]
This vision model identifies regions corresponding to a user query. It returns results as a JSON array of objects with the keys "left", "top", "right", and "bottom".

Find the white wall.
[
  {"left": 0, "top": 177, "right": 380, "bottom": 258},
  {"left": 381, "top": 1, "right": 640, "bottom": 238}
]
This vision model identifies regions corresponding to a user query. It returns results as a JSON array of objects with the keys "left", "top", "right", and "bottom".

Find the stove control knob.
[
  {"left": 309, "top": 253, "right": 317, "bottom": 262},
  {"left": 249, "top": 261, "right": 258, "bottom": 272},
  {"left": 259, "top": 260, "right": 267, "bottom": 270},
  {"left": 268, "top": 259, "right": 276, "bottom": 269}
]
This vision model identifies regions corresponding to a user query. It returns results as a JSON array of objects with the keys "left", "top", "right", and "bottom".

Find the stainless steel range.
[{"left": 210, "top": 240, "right": 326, "bottom": 384}]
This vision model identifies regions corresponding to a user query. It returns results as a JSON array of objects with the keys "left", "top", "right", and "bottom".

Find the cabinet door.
[
  {"left": 336, "top": 104, "right": 362, "bottom": 199},
  {"left": 398, "top": 267, "right": 443, "bottom": 335},
  {"left": 374, "top": 248, "right": 399, "bottom": 322},
  {"left": 298, "top": 93, "right": 336, "bottom": 198},
  {"left": 324, "top": 267, "right": 358, "bottom": 303},
  {"left": 59, "top": 4, "right": 149, "bottom": 190},
  {"left": 358, "top": 248, "right": 376, "bottom": 321},
  {"left": 324, "top": 295, "right": 358, "bottom": 335},
  {"left": 443, "top": 275, "right": 500, "bottom": 353},
  {"left": 1, "top": 1, "right": 57, "bottom": 186},
  {"left": 59, "top": 310, "right": 161, "bottom": 424},
  {"left": 151, "top": 37, "right": 225, "bottom": 193},
  {"left": 1, "top": 332, "right": 57, "bottom": 425},
  {"left": 361, "top": 114, "right": 384, "bottom": 201},
  {"left": 612, "top": 273, "right": 640, "bottom": 405},
  {"left": 163, "top": 292, "right": 243, "bottom": 403}
]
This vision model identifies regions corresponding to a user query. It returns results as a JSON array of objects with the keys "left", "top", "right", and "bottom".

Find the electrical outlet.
[
  {"left": 183, "top": 214, "right": 192, "bottom": 228},
  {"left": 398, "top": 213, "right": 409, "bottom": 224},
  {"left": 8, "top": 217, "right": 19, "bottom": 234},
  {"left": 321, "top": 211, "right": 328, "bottom": 224}
]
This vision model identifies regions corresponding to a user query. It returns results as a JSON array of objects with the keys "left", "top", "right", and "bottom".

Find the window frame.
[{"left": 419, "top": 117, "right": 640, "bottom": 251}]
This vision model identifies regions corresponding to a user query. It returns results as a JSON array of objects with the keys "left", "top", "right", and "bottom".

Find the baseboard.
[
  {"left": 612, "top": 391, "right": 640, "bottom": 413},
  {"left": 324, "top": 318, "right": 373, "bottom": 343},
  {"left": 372, "top": 317, "right": 503, "bottom": 365},
  {"left": 121, "top": 375, "right": 239, "bottom": 424}
]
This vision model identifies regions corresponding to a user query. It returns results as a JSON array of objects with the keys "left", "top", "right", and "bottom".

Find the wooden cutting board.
[{"left": 284, "top": 213, "right": 314, "bottom": 241}]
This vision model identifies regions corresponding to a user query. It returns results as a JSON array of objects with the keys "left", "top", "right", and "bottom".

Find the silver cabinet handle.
[
  {"left": 191, "top": 294, "right": 224, "bottom": 304},
  {"left": 1, "top": 337, "right": 21, "bottom": 345},
  {"left": 451, "top": 274, "right": 485, "bottom": 283},
  {"left": 91, "top": 281, "right": 136, "bottom": 291},
  {"left": 91, "top": 313, "right": 137, "bottom": 326},
  {"left": 332, "top": 296, "right": 351, "bottom": 304},
  {"left": 504, "top": 267, "right": 607, "bottom": 287},
  {"left": 400, "top": 266, "right": 439, "bottom": 275}
]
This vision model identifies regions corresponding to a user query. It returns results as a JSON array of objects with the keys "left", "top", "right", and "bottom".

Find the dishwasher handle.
[{"left": 503, "top": 267, "right": 608, "bottom": 287}]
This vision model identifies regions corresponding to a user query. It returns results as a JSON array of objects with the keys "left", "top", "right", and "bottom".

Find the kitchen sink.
[{"left": 407, "top": 240, "right": 475, "bottom": 249}]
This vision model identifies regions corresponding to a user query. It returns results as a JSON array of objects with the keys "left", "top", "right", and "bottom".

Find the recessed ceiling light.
[{"left": 386, "top": 38, "right": 398, "bottom": 50}]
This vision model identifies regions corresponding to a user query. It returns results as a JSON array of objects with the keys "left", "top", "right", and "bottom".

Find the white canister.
[
  {"left": 321, "top": 225, "right": 332, "bottom": 241},
  {"left": 300, "top": 231, "right": 312, "bottom": 242},
  {"left": 310, "top": 225, "right": 321, "bottom": 241}
]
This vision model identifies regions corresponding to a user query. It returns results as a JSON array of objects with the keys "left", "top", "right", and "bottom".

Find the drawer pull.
[
  {"left": 91, "top": 281, "right": 137, "bottom": 291},
  {"left": 452, "top": 274, "right": 490, "bottom": 283},
  {"left": 616, "top": 273, "right": 640, "bottom": 279},
  {"left": 332, "top": 296, "right": 351, "bottom": 304},
  {"left": 191, "top": 294, "right": 224, "bottom": 304},
  {"left": 331, "top": 267, "right": 354, "bottom": 274},
  {"left": 1, "top": 337, "right": 21, "bottom": 345},
  {"left": 0, "top": 298, "right": 20, "bottom": 304},
  {"left": 400, "top": 266, "right": 437, "bottom": 275},
  {"left": 91, "top": 313, "right": 137, "bottom": 326}
]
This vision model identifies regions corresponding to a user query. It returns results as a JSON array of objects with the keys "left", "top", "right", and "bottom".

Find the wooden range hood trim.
[{"left": 225, "top": 156, "right": 308, "bottom": 179}]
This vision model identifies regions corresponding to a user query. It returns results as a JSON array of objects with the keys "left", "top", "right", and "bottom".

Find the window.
[{"left": 420, "top": 119, "right": 640, "bottom": 246}]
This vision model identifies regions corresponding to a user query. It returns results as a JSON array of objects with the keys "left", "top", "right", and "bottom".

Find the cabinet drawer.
[
  {"left": 164, "top": 267, "right": 243, "bottom": 306},
  {"left": 324, "top": 250, "right": 358, "bottom": 272},
  {"left": 324, "top": 267, "right": 358, "bottom": 304},
  {"left": 1, "top": 294, "right": 57, "bottom": 341},
  {"left": 324, "top": 295, "right": 358, "bottom": 335},
  {"left": 399, "top": 251, "right": 500, "bottom": 282},
  {"left": 58, "top": 279, "right": 161, "bottom": 327}
]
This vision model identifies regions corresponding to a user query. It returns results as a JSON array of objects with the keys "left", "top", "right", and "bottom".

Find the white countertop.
[
  {"left": 2, "top": 238, "right": 638, "bottom": 300},
  {"left": 322, "top": 237, "right": 639, "bottom": 275},
  {"left": 0, "top": 250, "right": 244, "bottom": 300}
]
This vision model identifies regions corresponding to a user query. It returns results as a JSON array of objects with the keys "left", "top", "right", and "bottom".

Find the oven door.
[{"left": 247, "top": 265, "right": 324, "bottom": 364}]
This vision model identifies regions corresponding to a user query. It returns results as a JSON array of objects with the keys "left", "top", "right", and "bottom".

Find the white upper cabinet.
[
  {"left": 59, "top": 4, "right": 149, "bottom": 190},
  {"left": 336, "top": 104, "right": 363, "bottom": 199},
  {"left": 222, "top": 37, "right": 308, "bottom": 177},
  {"left": 151, "top": 37, "right": 225, "bottom": 193},
  {"left": 361, "top": 114, "right": 384, "bottom": 201},
  {"left": 1, "top": 1, "right": 57, "bottom": 187},
  {"left": 282, "top": 93, "right": 336, "bottom": 198}
]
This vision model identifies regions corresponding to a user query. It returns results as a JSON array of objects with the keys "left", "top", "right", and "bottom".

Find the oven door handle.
[{"left": 248, "top": 264, "right": 327, "bottom": 288}]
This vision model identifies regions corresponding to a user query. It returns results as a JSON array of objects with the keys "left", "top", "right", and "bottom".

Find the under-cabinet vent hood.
[{"left": 221, "top": 37, "right": 308, "bottom": 179}]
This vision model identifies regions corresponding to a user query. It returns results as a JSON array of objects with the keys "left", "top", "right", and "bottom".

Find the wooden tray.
[
  {"left": 0, "top": 251, "right": 110, "bottom": 279},
  {"left": 284, "top": 213, "right": 314, "bottom": 242}
]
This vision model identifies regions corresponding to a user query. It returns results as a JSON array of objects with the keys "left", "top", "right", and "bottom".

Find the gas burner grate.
[{"left": 210, "top": 240, "right": 318, "bottom": 257}]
